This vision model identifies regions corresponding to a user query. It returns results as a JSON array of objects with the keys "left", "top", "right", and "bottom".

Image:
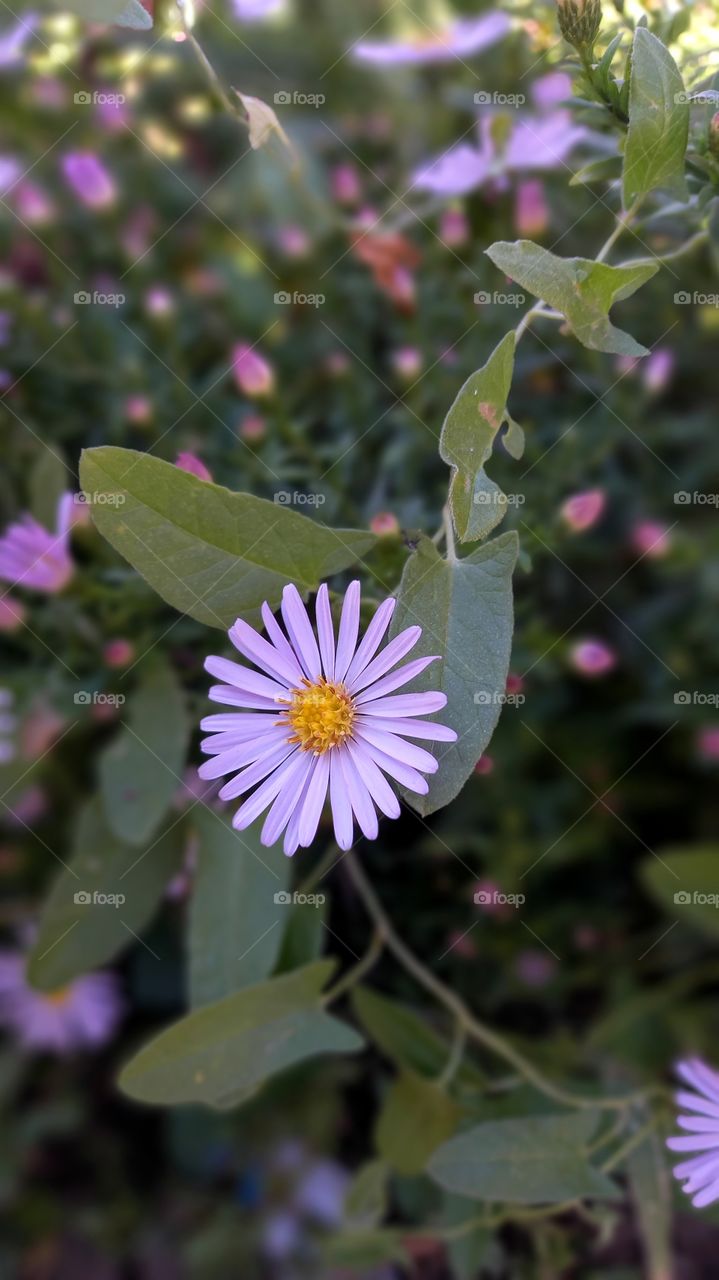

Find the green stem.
[
  {"left": 442, "top": 505, "right": 457, "bottom": 562},
  {"left": 322, "top": 928, "right": 385, "bottom": 1006}
]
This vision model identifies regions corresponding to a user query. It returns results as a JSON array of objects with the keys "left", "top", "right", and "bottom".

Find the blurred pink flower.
[
  {"left": 569, "top": 639, "right": 616, "bottom": 678},
  {"left": 61, "top": 151, "right": 116, "bottom": 210},
  {"left": 642, "top": 347, "right": 675, "bottom": 395},
  {"left": 0, "top": 492, "right": 74, "bottom": 594},
  {"left": 0, "top": 155, "right": 21, "bottom": 195},
  {"left": 560, "top": 488, "right": 606, "bottom": 533},
  {"left": 103, "top": 638, "right": 136, "bottom": 669},
  {"left": 473, "top": 878, "right": 510, "bottom": 916},
  {"left": 145, "top": 285, "right": 174, "bottom": 316},
  {"left": 353, "top": 12, "right": 511, "bottom": 65},
  {"left": 3, "top": 784, "right": 47, "bottom": 826},
  {"left": 233, "top": 343, "right": 275, "bottom": 397},
  {"left": 13, "top": 180, "right": 55, "bottom": 225},
  {"left": 631, "top": 520, "right": 672, "bottom": 559},
  {"left": 95, "top": 95, "right": 128, "bottom": 133},
  {"left": 474, "top": 754, "right": 494, "bottom": 775},
  {"left": 439, "top": 206, "right": 469, "bottom": 247},
  {"left": 124, "top": 393, "right": 152, "bottom": 424},
  {"left": 176, "top": 451, "right": 212, "bottom": 482},
  {"left": 506, "top": 672, "right": 524, "bottom": 696},
  {"left": 238, "top": 413, "right": 266, "bottom": 441},
  {"left": 0, "top": 12, "right": 36, "bottom": 68},
  {"left": 514, "top": 178, "right": 549, "bottom": 237},
  {"left": 0, "top": 952, "right": 122, "bottom": 1052},
  {"left": 0, "top": 595, "right": 25, "bottom": 632},
  {"left": 331, "top": 163, "right": 362, "bottom": 205},
  {"left": 697, "top": 727, "right": 719, "bottom": 763},
  {"left": 370, "top": 512, "right": 400, "bottom": 537},
  {"left": 233, "top": 0, "right": 285, "bottom": 20},
  {"left": 276, "top": 225, "right": 311, "bottom": 258},
  {"left": 391, "top": 346, "right": 422, "bottom": 379},
  {"left": 515, "top": 948, "right": 556, "bottom": 988}
]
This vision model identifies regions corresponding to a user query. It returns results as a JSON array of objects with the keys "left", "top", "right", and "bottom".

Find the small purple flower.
[
  {"left": 0, "top": 492, "right": 75, "bottom": 594},
  {"left": 61, "top": 151, "right": 116, "bottom": 210},
  {"left": 0, "top": 12, "right": 36, "bottom": 68},
  {"left": 0, "top": 952, "right": 122, "bottom": 1052},
  {"left": 176, "top": 450, "right": 213, "bottom": 482},
  {"left": 232, "top": 342, "right": 275, "bottom": 397},
  {"left": 199, "top": 582, "right": 457, "bottom": 855},
  {"left": 233, "top": 0, "right": 285, "bottom": 20},
  {"left": 353, "top": 12, "right": 510, "bottom": 66},
  {"left": 560, "top": 488, "right": 606, "bottom": 533},
  {"left": 569, "top": 639, "right": 616, "bottom": 678},
  {"left": 667, "top": 1059, "right": 719, "bottom": 1208}
]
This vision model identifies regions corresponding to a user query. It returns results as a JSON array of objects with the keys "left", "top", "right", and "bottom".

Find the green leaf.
[
  {"left": 440, "top": 332, "right": 516, "bottom": 543},
  {"left": 79, "top": 448, "right": 376, "bottom": 628},
  {"left": 389, "top": 533, "right": 518, "bottom": 815},
  {"left": 118, "top": 960, "right": 364, "bottom": 1109},
  {"left": 376, "top": 1071, "right": 460, "bottom": 1175},
  {"left": 29, "top": 447, "right": 68, "bottom": 528},
  {"left": 640, "top": 845, "right": 719, "bottom": 938},
  {"left": 99, "top": 662, "right": 189, "bottom": 846},
  {"left": 275, "top": 895, "right": 327, "bottom": 973},
  {"left": 344, "top": 1159, "right": 389, "bottom": 1229},
  {"left": 427, "top": 1112, "right": 617, "bottom": 1204},
  {"left": 626, "top": 1120, "right": 673, "bottom": 1280},
  {"left": 569, "top": 155, "right": 622, "bottom": 187},
  {"left": 321, "top": 1229, "right": 408, "bottom": 1269},
  {"left": 188, "top": 809, "right": 291, "bottom": 1005},
  {"left": 485, "top": 241, "right": 658, "bottom": 356},
  {"left": 623, "top": 27, "right": 689, "bottom": 208},
  {"left": 352, "top": 985, "right": 485, "bottom": 1089},
  {"left": 64, "top": 0, "right": 153, "bottom": 28},
  {"left": 236, "top": 93, "right": 295, "bottom": 162},
  {"left": 28, "top": 799, "right": 183, "bottom": 991}
]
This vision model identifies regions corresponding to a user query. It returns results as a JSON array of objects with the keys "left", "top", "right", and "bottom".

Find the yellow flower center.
[
  {"left": 45, "top": 987, "right": 71, "bottom": 1006},
  {"left": 282, "top": 678, "right": 355, "bottom": 754}
]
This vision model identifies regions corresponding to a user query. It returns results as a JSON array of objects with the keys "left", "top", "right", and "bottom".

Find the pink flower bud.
[
  {"left": 697, "top": 726, "right": 719, "bottom": 763},
  {"left": 331, "top": 163, "right": 362, "bottom": 205},
  {"left": 124, "top": 394, "right": 152, "bottom": 424},
  {"left": 439, "top": 207, "right": 469, "bottom": 247},
  {"left": 642, "top": 347, "right": 674, "bottom": 395},
  {"left": 391, "top": 346, "right": 422, "bottom": 380},
  {"left": 0, "top": 596, "right": 25, "bottom": 632},
  {"left": 514, "top": 179, "right": 549, "bottom": 238},
  {"left": 145, "top": 286, "right": 174, "bottom": 317},
  {"left": 569, "top": 638, "right": 616, "bottom": 678},
  {"left": 276, "top": 225, "right": 311, "bottom": 258},
  {"left": 515, "top": 948, "right": 556, "bottom": 988},
  {"left": 506, "top": 672, "right": 524, "bottom": 696},
  {"left": 176, "top": 451, "right": 212, "bottom": 482},
  {"left": 232, "top": 343, "right": 274, "bottom": 397},
  {"left": 61, "top": 151, "right": 116, "bottom": 210},
  {"left": 630, "top": 520, "right": 672, "bottom": 559},
  {"left": 559, "top": 488, "right": 606, "bottom": 533},
  {"left": 238, "top": 413, "right": 266, "bottom": 441},
  {"left": 369, "top": 512, "right": 400, "bottom": 536},
  {"left": 103, "top": 639, "right": 135, "bottom": 669},
  {"left": 474, "top": 754, "right": 494, "bottom": 775}
]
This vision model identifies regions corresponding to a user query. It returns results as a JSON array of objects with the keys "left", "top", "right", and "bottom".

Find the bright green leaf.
[
  {"left": 188, "top": 809, "right": 291, "bottom": 1005},
  {"left": 118, "top": 960, "right": 364, "bottom": 1109},
  {"left": 640, "top": 845, "right": 719, "bottom": 938},
  {"left": 99, "top": 661, "right": 189, "bottom": 846},
  {"left": 486, "top": 241, "right": 658, "bottom": 356},
  {"left": 623, "top": 27, "right": 689, "bottom": 208},
  {"left": 352, "top": 985, "right": 485, "bottom": 1089},
  {"left": 28, "top": 799, "right": 184, "bottom": 991},
  {"left": 427, "top": 1112, "right": 617, "bottom": 1204},
  {"left": 344, "top": 1159, "right": 388, "bottom": 1229},
  {"left": 389, "top": 532, "right": 518, "bottom": 814},
  {"left": 376, "top": 1071, "right": 460, "bottom": 1175},
  {"left": 440, "top": 331, "right": 515, "bottom": 543},
  {"left": 79, "top": 448, "right": 376, "bottom": 628}
]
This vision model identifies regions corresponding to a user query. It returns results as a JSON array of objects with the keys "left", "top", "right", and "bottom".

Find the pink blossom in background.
[
  {"left": 238, "top": 413, "right": 266, "bottom": 441},
  {"left": 0, "top": 156, "right": 21, "bottom": 196},
  {"left": 124, "top": 394, "right": 152, "bottom": 424},
  {"left": 514, "top": 179, "right": 549, "bottom": 237},
  {"left": 331, "top": 163, "right": 362, "bottom": 205},
  {"left": 515, "top": 948, "right": 557, "bottom": 988},
  {"left": 631, "top": 520, "right": 672, "bottom": 559},
  {"left": 0, "top": 952, "right": 122, "bottom": 1052},
  {"left": 94, "top": 95, "right": 128, "bottom": 133},
  {"left": 530, "top": 71, "right": 572, "bottom": 110},
  {"left": 103, "top": 638, "right": 136, "bottom": 669},
  {"left": 439, "top": 206, "right": 469, "bottom": 247},
  {"left": 0, "top": 690, "right": 16, "bottom": 765},
  {"left": 0, "top": 492, "right": 75, "bottom": 594},
  {"left": 369, "top": 512, "right": 400, "bottom": 537},
  {"left": 61, "top": 151, "right": 116, "bottom": 210},
  {"left": 145, "top": 286, "right": 174, "bottom": 316},
  {"left": 233, "top": 0, "right": 285, "bottom": 20},
  {"left": 391, "top": 346, "right": 422, "bottom": 379},
  {"left": 13, "top": 181, "right": 55, "bottom": 226},
  {"left": 642, "top": 347, "right": 675, "bottom": 395},
  {"left": 667, "top": 1058, "right": 719, "bottom": 1208},
  {"left": 696, "top": 726, "right": 719, "bottom": 763},
  {"left": 353, "top": 12, "right": 511, "bottom": 66},
  {"left": 3, "top": 784, "right": 47, "bottom": 826},
  {"left": 325, "top": 352, "right": 350, "bottom": 377},
  {"left": 506, "top": 672, "right": 524, "bottom": 696},
  {"left": 233, "top": 343, "right": 275, "bottom": 397},
  {"left": 276, "top": 225, "right": 311, "bottom": 259},
  {"left": 176, "top": 451, "right": 213, "bottom": 482},
  {"left": 473, "top": 878, "right": 509, "bottom": 916},
  {"left": 199, "top": 581, "right": 456, "bottom": 854},
  {"left": 474, "top": 754, "right": 494, "bottom": 775},
  {"left": 569, "top": 638, "right": 616, "bottom": 678},
  {"left": 560, "top": 488, "right": 606, "bottom": 533},
  {"left": 0, "top": 596, "right": 25, "bottom": 632}
]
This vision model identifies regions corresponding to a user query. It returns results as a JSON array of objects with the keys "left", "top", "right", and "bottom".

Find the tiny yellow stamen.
[
  {"left": 45, "top": 987, "right": 71, "bottom": 1006},
  {"left": 280, "top": 677, "right": 355, "bottom": 755}
]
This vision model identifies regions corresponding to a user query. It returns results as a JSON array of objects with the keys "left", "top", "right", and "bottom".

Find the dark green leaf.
[
  {"left": 351, "top": 986, "right": 485, "bottom": 1089},
  {"left": 376, "top": 1071, "right": 460, "bottom": 1174},
  {"left": 623, "top": 27, "right": 689, "bottom": 207},
  {"left": 640, "top": 845, "right": 719, "bottom": 938},
  {"left": 275, "top": 896, "right": 327, "bottom": 973},
  {"left": 486, "top": 241, "right": 658, "bottom": 356},
  {"left": 321, "top": 1229, "right": 408, "bottom": 1269},
  {"left": 28, "top": 799, "right": 184, "bottom": 991},
  {"left": 344, "top": 1159, "right": 389, "bottom": 1229},
  {"left": 79, "top": 448, "right": 376, "bottom": 628},
  {"left": 390, "top": 533, "right": 518, "bottom": 814}
]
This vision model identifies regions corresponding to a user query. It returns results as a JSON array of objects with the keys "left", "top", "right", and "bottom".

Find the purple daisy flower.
[
  {"left": 667, "top": 1058, "right": 719, "bottom": 1208},
  {"left": 0, "top": 952, "right": 123, "bottom": 1052},
  {"left": 353, "top": 12, "right": 510, "bottom": 66},
  {"left": 199, "top": 582, "right": 456, "bottom": 856},
  {"left": 0, "top": 491, "right": 74, "bottom": 594}
]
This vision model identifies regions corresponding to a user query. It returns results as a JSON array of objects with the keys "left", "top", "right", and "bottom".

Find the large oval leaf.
[
  {"left": 28, "top": 799, "right": 184, "bottom": 991},
  {"left": 118, "top": 960, "right": 364, "bottom": 1109},
  {"left": 375, "top": 1070, "right": 460, "bottom": 1174},
  {"left": 640, "top": 844, "right": 719, "bottom": 938},
  {"left": 427, "top": 1112, "right": 617, "bottom": 1204},
  {"left": 79, "top": 447, "right": 376, "bottom": 628},
  {"left": 389, "top": 532, "right": 518, "bottom": 814},
  {"left": 623, "top": 27, "right": 689, "bottom": 208}
]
